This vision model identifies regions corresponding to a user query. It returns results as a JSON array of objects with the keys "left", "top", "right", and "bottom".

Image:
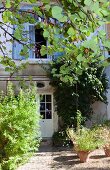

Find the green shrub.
[
  {"left": 50, "top": 59, "right": 108, "bottom": 127},
  {"left": 92, "top": 122, "right": 110, "bottom": 148},
  {"left": 0, "top": 82, "right": 40, "bottom": 170},
  {"left": 52, "top": 130, "right": 71, "bottom": 147},
  {"left": 67, "top": 127, "right": 104, "bottom": 152}
]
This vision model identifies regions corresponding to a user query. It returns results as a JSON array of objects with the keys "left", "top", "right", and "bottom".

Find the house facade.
[{"left": 0, "top": 3, "right": 110, "bottom": 138}]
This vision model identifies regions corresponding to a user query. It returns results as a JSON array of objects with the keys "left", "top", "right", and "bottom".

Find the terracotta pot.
[
  {"left": 104, "top": 147, "right": 110, "bottom": 157},
  {"left": 77, "top": 151, "right": 90, "bottom": 163}
]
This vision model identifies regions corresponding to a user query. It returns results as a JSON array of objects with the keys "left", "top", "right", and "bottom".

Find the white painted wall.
[
  {"left": 105, "top": 66, "right": 110, "bottom": 120},
  {"left": 0, "top": 14, "right": 12, "bottom": 58},
  {"left": 86, "top": 101, "right": 107, "bottom": 127}
]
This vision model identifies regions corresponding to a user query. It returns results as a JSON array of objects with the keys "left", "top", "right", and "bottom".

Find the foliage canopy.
[{"left": 0, "top": 0, "right": 110, "bottom": 75}]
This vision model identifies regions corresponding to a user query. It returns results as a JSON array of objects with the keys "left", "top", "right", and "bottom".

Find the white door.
[{"left": 39, "top": 94, "right": 53, "bottom": 138}]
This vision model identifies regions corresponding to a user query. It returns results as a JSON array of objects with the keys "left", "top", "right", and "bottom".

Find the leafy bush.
[
  {"left": 67, "top": 111, "right": 104, "bottom": 152},
  {"left": 92, "top": 122, "right": 110, "bottom": 148},
  {"left": 52, "top": 130, "right": 72, "bottom": 147},
  {"left": 50, "top": 59, "right": 108, "bottom": 127},
  {"left": 0, "top": 82, "right": 40, "bottom": 170},
  {"left": 67, "top": 127, "right": 104, "bottom": 152}
]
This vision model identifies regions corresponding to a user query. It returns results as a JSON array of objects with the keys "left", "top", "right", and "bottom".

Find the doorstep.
[{"left": 40, "top": 137, "right": 52, "bottom": 146}]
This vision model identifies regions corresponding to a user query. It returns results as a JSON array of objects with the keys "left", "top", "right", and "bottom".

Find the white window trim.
[{"left": 29, "top": 23, "right": 52, "bottom": 62}]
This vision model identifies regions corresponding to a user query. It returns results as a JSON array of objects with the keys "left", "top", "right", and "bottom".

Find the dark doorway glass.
[{"left": 35, "top": 28, "right": 47, "bottom": 58}]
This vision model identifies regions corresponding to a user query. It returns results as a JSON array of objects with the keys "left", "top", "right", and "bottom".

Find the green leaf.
[
  {"left": 99, "top": 30, "right": 106, "bottom": 36},
  {"left": 40, "top": 45, "right": 47, "bottom": 56},
  {"left": 14, "top": 28, "right": 22, "bottom": 39},
  {"left": 2, "top": 11, "right": 9, "bottom": 23},
  {"left": 29, "top": 0, "right": 37, "bottom": 3},
  {"left": 52, "top": 6, "right": 63, "bottom": 20},
  {"left": 77, "top": 54, "right": 83, "bottom": 61},
  {"left": 67, "top": 27, "right": 75, "bottom": 36},
  {"left": 20, "top": 46, "right": 28, "bottom": 57},
  {"left": 6, "top": 0, "right": 11, "bottom": 8},
  {"left": 101, "top": 9, "right": 109, "bottom": 16},
  {"left": 45, "top": 4, "right": 50, "bottom": 11},
  {"left": 98, "top": 56, "right": 105, "bottom": 61},
  {"left": 84, "top": 0, "right": 92, "bottom": 6},
  {"left": 42, "top": 0, "right": 50, "bottom": 3},
  {"left": 103, "top": 40, "right": 110, "bottom": 48},
  {"left": 5, "top": 67, "right": 13, "bottom": 72},
  {"left": 59, "top": 16, "right": 67, "bottom": 22},
  {"left": 91, "top": 2, "right": 99, "bottom": 12},
  {"left": 43, "top": 29, "right": 49, "bottom": 38},
  {"left": 102, "top": 60, "right": 110, "bottom": 67}
]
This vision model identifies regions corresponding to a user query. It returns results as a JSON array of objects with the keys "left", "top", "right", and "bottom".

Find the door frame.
[{"left": 39, "top": 93, "right": 54, "bottom": 138}]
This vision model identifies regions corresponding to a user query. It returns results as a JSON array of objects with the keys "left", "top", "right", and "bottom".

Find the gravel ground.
[{"left": 17, "top": 146, "right": 110, "bottom": 170}]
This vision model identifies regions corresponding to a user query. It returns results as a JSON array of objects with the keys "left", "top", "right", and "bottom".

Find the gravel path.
[{"left": 17, "top": 146, "right": 110, "bottom": 170}]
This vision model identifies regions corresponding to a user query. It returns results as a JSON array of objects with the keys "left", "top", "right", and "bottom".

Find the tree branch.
[{"left": 0, "top": 25, "right": 27, "bottom": 45}]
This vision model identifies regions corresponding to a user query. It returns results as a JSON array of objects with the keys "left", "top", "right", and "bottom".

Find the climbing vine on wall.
[{"left": 50, "top": 58, "right": 108, "bottom": 127}]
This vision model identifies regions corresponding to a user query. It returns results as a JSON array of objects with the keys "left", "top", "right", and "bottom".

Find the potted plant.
[
  {"left": 103, "top": 130, "right": 110, "bottom": 156},
  {"left": 96, "top": 124, "right": 110, "bottom": 157},
  {"left": 67, "top": 127, "right": 104, "bottom": 162}
]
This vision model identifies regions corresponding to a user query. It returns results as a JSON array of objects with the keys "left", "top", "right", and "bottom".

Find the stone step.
[{"left": 40, "top": 138, "right": 52, "bottom": 146}]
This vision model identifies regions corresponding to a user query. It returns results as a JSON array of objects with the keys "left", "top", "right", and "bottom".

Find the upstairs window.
[
  {"left": 35, "top": 28, "right": 47, "bottom": 59},
  {"left": 13, "top": 23, "right": 52, "bottom": 60}
]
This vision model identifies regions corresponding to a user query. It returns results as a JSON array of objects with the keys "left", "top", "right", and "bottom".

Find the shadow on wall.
[{"left": 86, "top": 101, "right": 107, "bottom": 128}]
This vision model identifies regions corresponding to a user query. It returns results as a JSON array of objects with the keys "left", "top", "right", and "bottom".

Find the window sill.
[
  {"left": 26, "top": 59, "right": 52, "bottom": 64},
  {"left": 14, "top": 58, "right": 52, "bottom": 64}
]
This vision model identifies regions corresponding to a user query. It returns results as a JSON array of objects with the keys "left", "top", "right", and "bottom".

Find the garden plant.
[
  {"left": 0, "top": 82, "right": 40, "bottom": 170},
  {"left": 67, "top": 111, "right": 104, "bottom": 162}
]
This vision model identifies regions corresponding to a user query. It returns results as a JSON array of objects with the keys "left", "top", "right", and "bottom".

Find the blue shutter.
[
  {"left": 53, "top": 34, "right": 64, "bottom": 60},
  {"left": 13, "top": 23, "right": 29, "bottom": 60},
  {"left": 54, "top": 51, "right": 63, "bottom": 60},
  {"left": 29, "top": 25, "right": 35, "bottom": 59}
]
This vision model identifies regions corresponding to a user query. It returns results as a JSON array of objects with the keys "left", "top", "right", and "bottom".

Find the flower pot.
[
  {"left": 77, "top": 151, "right": 90, "bottom": 162},
  {"left": 104, "top": 147, "right": 110, "bottom": 157}
]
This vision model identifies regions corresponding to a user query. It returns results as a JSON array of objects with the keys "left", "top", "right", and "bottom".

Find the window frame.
[
  {"left": 12, "top": 5, "right": 53, "bottom": 62},
  {"left": 29, "top": 24, "right": 52, "bottom": 61},
  {"left": 39, "top": 94, "right": 53, "bottom": 120}
]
